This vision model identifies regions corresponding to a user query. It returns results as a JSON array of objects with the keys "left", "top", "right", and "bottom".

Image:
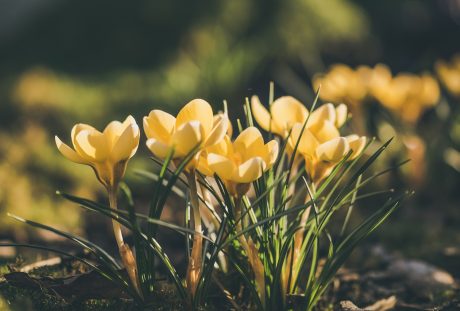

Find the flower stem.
[
  {"left": 287, "top": 184, "right": 316, "bottom": 294},
  {"left": 186, "top": 170, "right": 203, "bottom": 301},
  {"left": 234, "top": 196, "right": 265, "bottom": 305},
  {"left": 108, "top": 187, "right": 141, "bottom": 298}
]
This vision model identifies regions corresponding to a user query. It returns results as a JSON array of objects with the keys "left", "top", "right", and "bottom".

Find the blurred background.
[{"left": 0, "top": 0, "right": 459, "bottom": 267}]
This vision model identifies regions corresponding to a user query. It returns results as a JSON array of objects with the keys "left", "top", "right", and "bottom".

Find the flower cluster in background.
[{"left": 313, "top": 64, "right": 440, "bottom": 125}]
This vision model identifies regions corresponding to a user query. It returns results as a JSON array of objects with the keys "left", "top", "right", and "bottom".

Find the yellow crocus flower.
[
  {"left": 143, "top": 99, "right": 228, "bottom": 163},
  {"left": 285, "top": 103, "right": 348, "bottom": 157},
  {"left": 251, "top": 93, "right": 347, "bottom": 139},
  {"left": 289, "top": 121, "right": 366, "bottom": 184},
  {"left": 313, "top": 64, "right": 368, "bottom": 106},
  {"left": 371, "top": 71, "right": 440, "bottom": 124},
  {"left": 55, "top": 115, "right": 140, "bottom": 190},
  {"left": 251, "top": 95, "right": 308, "bottom": 137},
  {"left": 203, "top": 127, "right": 278, "bottom": 195},
  {"left": 55, "top": 115, "right": 141, "bottom": 295},
  {"left": 143, "top": 99, "right": 228, "bottom": 300}
]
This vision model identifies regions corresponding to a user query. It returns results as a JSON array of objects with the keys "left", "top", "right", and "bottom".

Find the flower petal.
[
  {"left": 207, "top": 153, "right": 236, "bottom": 180},
  {"left": 207, "top": 135, "right": 232, "bottom": 156},
  {"left": 250, "top": 95, "right": 272, "bottom": 133},
  {"left": 308, "top": 120, "right": 340, "bottom": 143},
  {"left": 264, "top": 140, "right": 279, "bottom": 169},
  {"left": 103, "top": 120, "right": 124, "bottom": 147},
  {"left": 308, "top": 103, "right": 336, "bottom": 127},
  {"left": 335, "top": 104, "right": 348, "bottom": 128},
  {"left": 143, "top": 110, "right": 176, "bottom": 143},
  {"left": 55, "top": 136, "right": 87, "bottom": 164},
  {"left": 172, "top": 121, "right": 203, "bottom": 157},
  {"left": 71, "top": 123, "right": 98, "bottom": 149},
  {"left": 146, "top": 138, "right": 171, "bottom": 159},
  {"left": 176, "top": 99, "right": 213, "bottom": 138},
  {"left": 234, "top": 157, "right": 265, "bottom": 183},
  {"left": 289, "top": 123, "right": 319, "bottom": 157},
  {"left": 111, "top": 122, "right": 140, "bottom": 162},
  {"left": 74, "top": 130, "right": 109, "bottom": 162},
  {"left": 196, "top": 154, "right": 213, "bottom": 176},
  {"left": 205, "top": 115, "right": 228, "bottom": 147},
  {"left": 316, "top": 137, "right": 350, "bottom": 162},
  {"left": 346, "top": 135, "right": 366, "bottom": 160},
  {"left": 233, "top": 127, "right": 265, "bottom": 161},
  {"left": 271, "top": 96, "right": 308, "bottom": 134},
  {"left": 104, "top": 116, "right": 139, "bottom": 149},
  {"left": 214, "top": 113, "right": 233, "bottom": 137}
]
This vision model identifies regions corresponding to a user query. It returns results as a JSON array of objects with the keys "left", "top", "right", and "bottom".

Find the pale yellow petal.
[
  {"left": 205, "top": 115, "right": 228, "bottom": 147},
  {"left": 196, "top": 154, "right": 213, "bottom": 176},
  {"left": 308, "top": 120, "right": 340, "bottom": 143},
  {"left": 74, "top": 130, "right": 109, "bottom": 162},
  {"left": 207, "top": 153, "right": 236, "bottom": 180},
  {"left": 103, "top": 120, "right": 124, "bottom": 147},
  {"left": 143, "top": 110, "right": 176, "bottom": 143},
  {"left": 104, "top": 116, "right": 138, "bottom": 149},
  {"left": 176, "top": 99, "right": 213, "bottom": 138},
  {"left": 207, "top": 135, "right": 232, "bottom": 156},
  {"left": 55, "top": 136, "right": 87, "bottom": 164},
  {"left": 111, "top": 123, "right": 140, "bottom": 162},
  {"left": 226, "top": 117, "right": 233, "bottom": 137},
  {"left": 172, "top": 121, "right": 203, "bottom": 157},
  {"left": 264, "top": 140, "right": 279, "bottom": 169},
  {"left": 271, "top": 96, "right": 308, "bottom": 133},
  {"left": 290, "top": 123, "right": 319, "bottom": 157},
  {"left": 316, "top": 137, "right": 350, "bottom": 162},
  {"left": 146, "top": 138, "right": 171, "bottom": 159},
  {"left": 71, "top": 123, "right": 98, "bottom": 149},
  {"left": 234, "top": 157, "right": 265, "bottom": 183},
  {"left": 250, "top": 95, "right": 272, "bottom": 132},
  {"left": 346, "top": 135, "right": 367, "bottom": 160},
  {"left": 308, "top": 103, "right": 336, "bottom": 127},
  {"left": 233, "top": 127, "right": 265, "bottom": 161},
  {"left": 214, "top": 113, "right": 233, "bottom": 137},
  {"left": 335, "top": 104, "right": 348, "bottom": 128}
]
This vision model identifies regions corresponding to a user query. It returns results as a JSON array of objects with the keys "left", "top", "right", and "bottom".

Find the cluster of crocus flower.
[
  {"left": 251, "top": 96, "right": 365, "bottom": 185},
  {"left": 251, "top": 95, "right": 366, "bottom": 298},
  {"left": 370, "top": 68, "right": 440, "bottom": 124},
  {"left": 313, "top": 64, "right": 441, "bottom": 125},
  {"left": 436, "top": 54, "right": 460, "bottom": 98},
  {"left": 55, "top": 96, "right": 366, "bottom": 305}
]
